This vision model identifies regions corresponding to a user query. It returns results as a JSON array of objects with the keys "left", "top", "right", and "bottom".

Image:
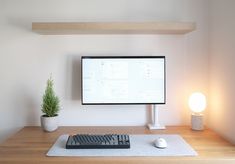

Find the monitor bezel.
[{"left": 81, "top": 56, "right": 166, "bottom": 105}]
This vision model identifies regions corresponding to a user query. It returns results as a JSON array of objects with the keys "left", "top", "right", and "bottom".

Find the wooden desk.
[{"left": 0, "top": 126, "right": 235, "bottom": 164}]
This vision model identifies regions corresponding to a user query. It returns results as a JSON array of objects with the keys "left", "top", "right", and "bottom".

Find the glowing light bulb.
[{"left": 189, "top": 92, "right": 206, "bottom": 113}]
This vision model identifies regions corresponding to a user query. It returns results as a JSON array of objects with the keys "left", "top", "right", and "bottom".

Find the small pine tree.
[{"left": 41, "top": 77, "right": 60, "bottom": 117}]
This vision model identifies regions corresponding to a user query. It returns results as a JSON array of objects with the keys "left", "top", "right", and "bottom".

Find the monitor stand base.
[{"left": 148, "top": 124, "right": 166, "bottom": 130}]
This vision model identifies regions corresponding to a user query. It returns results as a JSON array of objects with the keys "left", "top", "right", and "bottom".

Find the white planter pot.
[{"left": 40, "top": 115, "right": 59, "bottom": 132}]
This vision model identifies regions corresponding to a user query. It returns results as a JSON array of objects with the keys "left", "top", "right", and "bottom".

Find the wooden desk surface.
[{"left": 0, "top": 126, "right": 235, "bottom": 164}]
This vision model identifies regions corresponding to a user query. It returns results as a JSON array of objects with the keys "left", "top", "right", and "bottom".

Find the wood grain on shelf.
[{"left": 32, "top": 22, "right": 196, "bottom": 35}]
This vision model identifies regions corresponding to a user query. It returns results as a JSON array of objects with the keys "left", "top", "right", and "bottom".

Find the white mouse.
[{"left": 154, "top": 138, "right": 167, "bottom": 149}]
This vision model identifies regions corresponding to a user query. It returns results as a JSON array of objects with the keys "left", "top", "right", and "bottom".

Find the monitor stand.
[{"left": 148, "top": 105, "right": 166, "bottom": 130}]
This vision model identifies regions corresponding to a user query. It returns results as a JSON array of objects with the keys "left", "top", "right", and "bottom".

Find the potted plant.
[{"left": 41, "top": 77, "right": 60, "bottom": 132}]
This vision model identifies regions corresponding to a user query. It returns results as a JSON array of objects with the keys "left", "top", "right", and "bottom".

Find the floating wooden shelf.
[{"left": 32, "top": 22, "right": 196, "bottom": 35}]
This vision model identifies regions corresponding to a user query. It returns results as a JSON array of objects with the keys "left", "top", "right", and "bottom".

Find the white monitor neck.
[{"left": 148, "top": 105, "right": 166, "bottom": 130}]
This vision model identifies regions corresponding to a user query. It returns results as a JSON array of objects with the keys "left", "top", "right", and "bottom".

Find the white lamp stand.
[
  {"left": 148, "top": 105, "right": 166, "bottom": 130},
  {"left": 191, "top": 113, "right": 204, "bottom": 131}
]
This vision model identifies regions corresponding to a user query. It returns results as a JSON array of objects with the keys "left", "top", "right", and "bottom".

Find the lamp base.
[{"left": 191, "top": 113, "right": 204, "bottom": 131}]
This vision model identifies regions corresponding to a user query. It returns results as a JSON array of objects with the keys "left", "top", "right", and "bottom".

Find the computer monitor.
[{"left": 81, "top": 56, "right": 166, "bottom": 105}]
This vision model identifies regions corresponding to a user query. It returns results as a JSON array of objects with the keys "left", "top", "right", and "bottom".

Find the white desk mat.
[{"left": 47, "top": 134, "right": 197, "bottom": 157}]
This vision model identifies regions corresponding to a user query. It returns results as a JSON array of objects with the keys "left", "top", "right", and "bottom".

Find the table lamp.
[{"left": 188, "top": 92, "right": 206, "bottom": 130}]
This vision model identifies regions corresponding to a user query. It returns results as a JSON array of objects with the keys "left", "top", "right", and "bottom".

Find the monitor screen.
[{"left": 81, "top": 56, "right": 165, "bottom": 105}]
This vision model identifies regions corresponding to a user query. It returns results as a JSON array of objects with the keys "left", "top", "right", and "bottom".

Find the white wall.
[
  {"left": 209, "top": 0, "right": 235, "bottom": 144},
  {"left": 0, "top": 0, "right": 209, "bottom": 143}
]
